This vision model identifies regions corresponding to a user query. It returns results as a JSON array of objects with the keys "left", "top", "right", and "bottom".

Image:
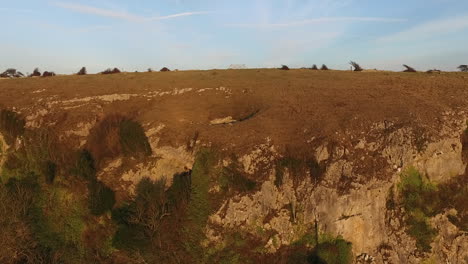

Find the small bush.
[
  {"left": 77, "top": 67, "right": 87, "bottom": 75},
  {"left": 101, "top": 68, "right": 121, "bottom": 74},
  {"left": 148, "top": 68, "right": 153, "bottom": 72},
  {"left": 112, "top": 177, "right": 168, "bottom": 249},
  {"left": 0, "top": 68, "right": 24, "bottom": 78},
  {"left": 160, "top": 67, "right": 170, "bottom": 72},
  {"left": 320, "top": 64, "right": 329, "bottom": 70},
  {"left": 30, "top": 68, "right": 41, "bottom": 77},
  {"left": 88, "top": 180, "right": 116, "bottom": 216},
  {"left": 280, "top": 65, "right": 290, "bottom": 70},
  {"left": 403, "top": 64, "right": 417, "bottom": 72},
  {"left": 42, "top": 71, "right": 56, "bottom": 77},
  {"left": 349, "top": 61, "right": 363, "bottom": 71},
  {"left": 0, "top": 109, "right": 26, "bottom": 145},
  {"left": 74, "top": 150, "right": 96, "bottom": 181},
  {"left": 458, "top": 65, "right": 468, "bottom": 72},
  {"left": 311, "top": 64, "right": 318, "bottom": 70}
]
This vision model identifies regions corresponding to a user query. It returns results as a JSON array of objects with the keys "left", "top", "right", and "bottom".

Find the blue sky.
[{"left": 1, "top": 0, "right": 468, "bottom": 73}]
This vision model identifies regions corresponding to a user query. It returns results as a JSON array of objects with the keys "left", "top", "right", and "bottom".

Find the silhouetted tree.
[
  {"left": 350, "top": 61, "right": 363, "bottom": 71},
  {"left": 42, "top": 71, "right": 56, "bottom": 77},
  {"left": 30, "top": 68, "right": 41, "bottom": 77},
  {"left": 320, "top": 64, "right": 329, "bottom": 70},
  {"left": 311, "top": 64, "right": 318, "bottom": 70},
  {"left": 458, "top": 65, "right": 468, "bottom": 72},
  {"left": 279, "top": 65, "right": 290, "bottom": 70},
  {"left": 77, "top": 67, "right": 87, "bottom": 75},
  {"left": 403, "top": 64, "right": 417, "bottom": 72},
  {"left": 101, "top": 68, "right": 121, "bottom": 74},
  {"left": 0, "top": 69, "right": 24, "bottom": 78},
  {"left": 160, "top": 67, "right": 170, "bottom": 72}
]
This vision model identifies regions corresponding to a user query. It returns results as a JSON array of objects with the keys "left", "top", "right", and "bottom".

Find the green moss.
[
  {"left": 398, "top": 168, "right": 438, "bottom": 252},
  {"left": 184, "top": 149, "right": 217, "bottom": 260},
  {"left": 309, "top": 236, "right": 353, "bottom": 264},
  {"left": 31, "top": 186, "right": 87, "bottom": 262}
]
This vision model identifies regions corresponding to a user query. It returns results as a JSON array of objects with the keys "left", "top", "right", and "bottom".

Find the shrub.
[
  {"left": 101, "top": 68, "right": 121, "bottom": 74},
  {"left": 0, "top": 68, "right": 24, "bottom": 78},
  {"left": 320, "top": 64, "right": 329, "bottom": 70},
  {"left": 74, "top": 150, "right": 96, "bottom": 181},
  {"left": 311, "top": 64, "right": 318, "bottom": 70},
  {"left": 42, "top": 71, "right": 56, "bottom": 77},
  {"left": 77, "top": 67, "right": 87, "bottom": 75},
  {"left": 160, "top": 67, "right": 170, "bottom": 72},
  {"left": 112, "top": 177, "right": 169, "bottom": 249},
  {"left": 280, "top": 65, "right": 290, "bottom": 70},
  {"left": 458, "top": 65, "right": 468, "bottom": 72},
  {"left": 403, "top": 64, "right": 417, "bottom": 72},
  {"left": 148, "top": 68, "right": 153, "bottom": 72},
  {"left": 0, "top": 109, "right": 26, "bottom": 145},
  {"left": 88, "top": 180, "right": 115, "bottom": 215},
  {"left": 30, "top": 68, "right": 41, "bottom": 77},
  {"left": 349, "top": 61, "right": 363, "bottom": 71},
  {"left": 119, "top": 119, "right": 152, "bottom": 157}
]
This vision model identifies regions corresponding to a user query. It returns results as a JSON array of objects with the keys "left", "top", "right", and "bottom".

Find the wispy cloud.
[
  {"left": 53, "top": 2, "right": 211, "bottom": 22},
  {"left": 227, "top": 16, "right": 407, "bottom": 28},
  {"left": 377, "top": 15, "right": 468, "bottom": 43}
]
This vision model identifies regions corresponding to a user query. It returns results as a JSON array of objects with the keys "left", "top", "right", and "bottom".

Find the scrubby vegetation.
[
  {"left": 397, "top": 168, "right": 438, "bottom": 252},
  {"left": 219, "top": 161, "right": 256, "bottom": 194},
  {"left": 274, "top": 156, "right": 324, "bottom": 187},
  {"left": 0, "top": 109, "right": 25, "bottom": 145},
  {"left": 101, "top": 68, "right": 121, "bottom": 74}
]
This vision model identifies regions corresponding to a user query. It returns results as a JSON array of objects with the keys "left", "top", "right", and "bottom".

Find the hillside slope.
[{"left": 0, "top": 69, "right": 467, "bottom": 263}]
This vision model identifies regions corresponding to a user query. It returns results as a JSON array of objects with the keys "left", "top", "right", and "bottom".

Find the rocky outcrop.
[{"left": 206, "top": 112, "right": 468, "bottom": 263}]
